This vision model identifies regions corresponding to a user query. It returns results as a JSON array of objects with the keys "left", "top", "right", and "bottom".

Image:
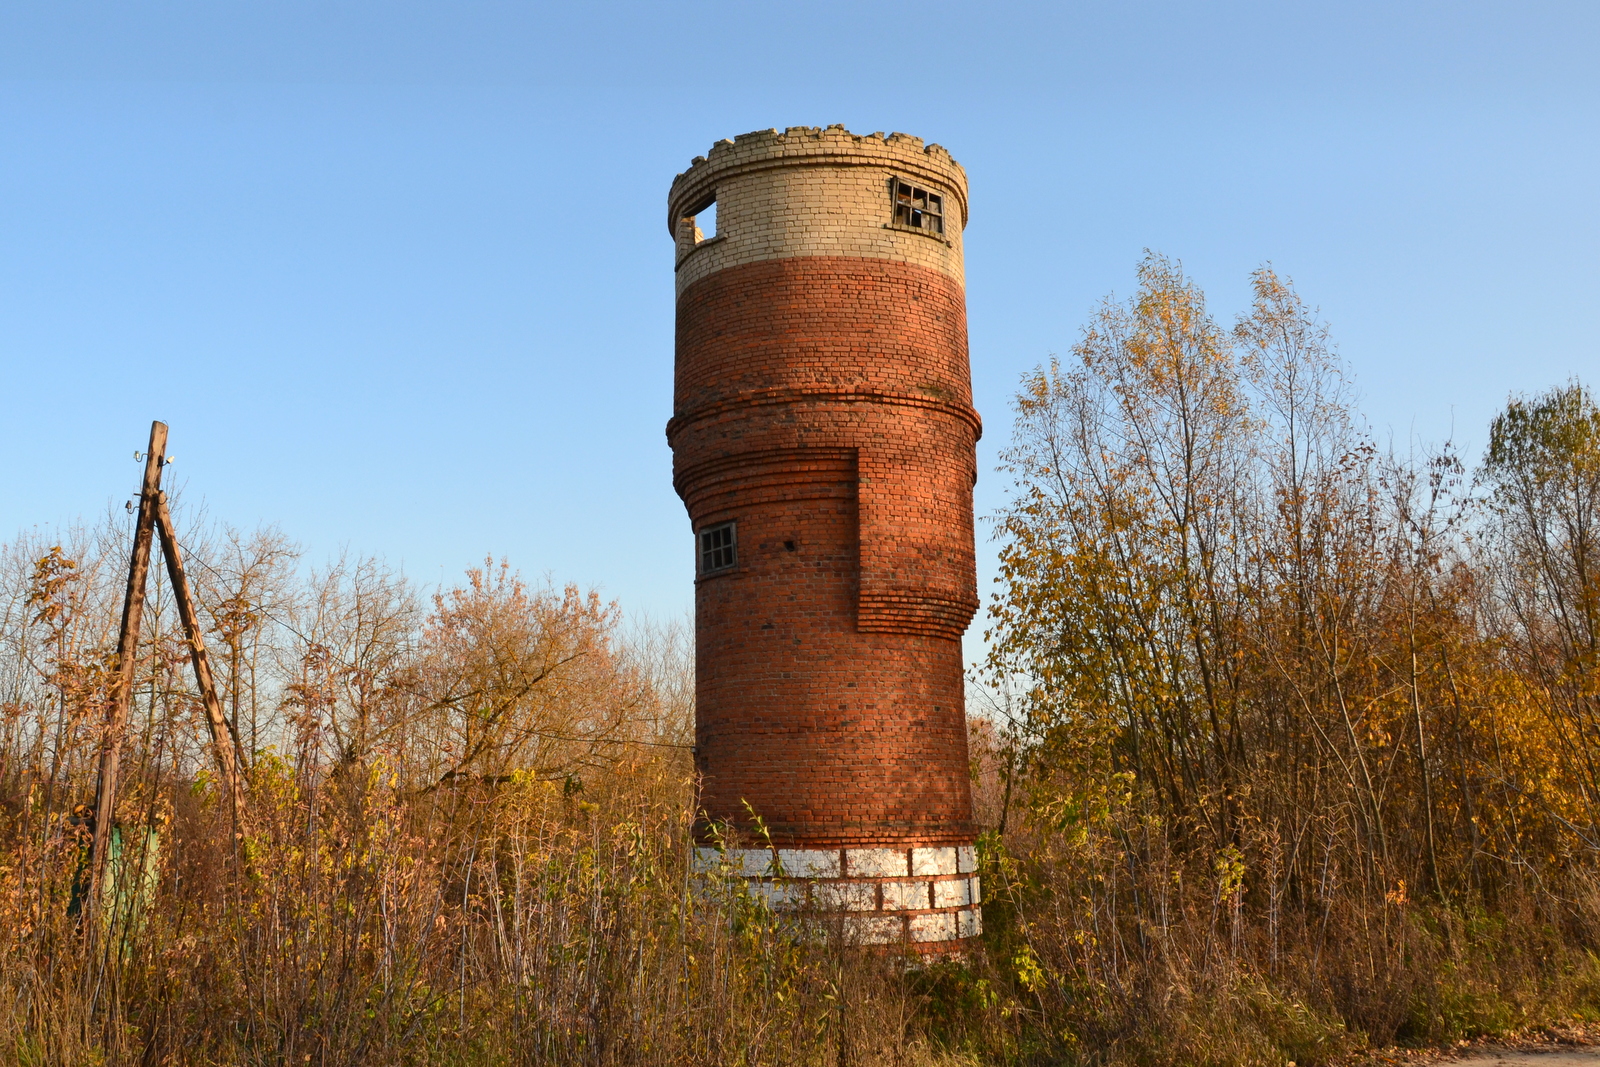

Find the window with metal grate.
[
  {"left": 892, "top": 179, "right": 943, "bottom": 234},
  {"left": 699, "top": 521, "right": 737, "bottom": 574}
]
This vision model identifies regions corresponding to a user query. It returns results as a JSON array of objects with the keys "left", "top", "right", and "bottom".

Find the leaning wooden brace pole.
[
  {"left": 154, "top": 493, "right": 248, "bottom": 821},
  {"left": 91, "top": 421, "right": 167, "bottom": 899}
]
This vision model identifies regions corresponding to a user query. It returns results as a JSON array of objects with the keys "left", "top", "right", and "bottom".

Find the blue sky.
[{"left": 3, "top": 2, "right": 1597, "bottom": 646}]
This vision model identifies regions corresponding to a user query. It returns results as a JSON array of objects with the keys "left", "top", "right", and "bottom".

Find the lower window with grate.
[{"left": 699, "top": 521, "right": 737, "bottom": 574}]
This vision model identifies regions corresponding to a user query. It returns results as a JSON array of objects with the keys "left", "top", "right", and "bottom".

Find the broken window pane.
[{"left": 890, "top": 178, "right": 944, "bottom": 235}]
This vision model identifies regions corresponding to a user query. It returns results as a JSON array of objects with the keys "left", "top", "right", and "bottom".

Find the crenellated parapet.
[
  {"left": 668, "top": 125, "right": 968, "bottom": 233},
  {"left": 667, "top": 125, "right": 970, "bottom": 295}
]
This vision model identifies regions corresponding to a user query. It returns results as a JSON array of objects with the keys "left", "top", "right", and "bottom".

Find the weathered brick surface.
[{"left": 668, "top": 127, "right": 982, "bottom": 946}]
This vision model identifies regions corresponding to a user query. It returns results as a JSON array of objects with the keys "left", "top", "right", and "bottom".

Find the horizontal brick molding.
[
  {"left": 668, "top": 127, "right": 981, "bottom": 917},
  {"left": 665, "top": 387, "right": 982, "bottom": 447},
  {"left": 673, "top": 257, "right": 974, "bottom": 422},
  {"left": 674, "top": 445, "right": 978, "bottom": 640},
  {"left": 694, "top": 846, "right": 983, "bottom": 946},
  {"left": 855, "top": 592, "right": 978, "bottom": 640},
  {"left": 674, "top": 448, "right": 857, "bottom": 519}
]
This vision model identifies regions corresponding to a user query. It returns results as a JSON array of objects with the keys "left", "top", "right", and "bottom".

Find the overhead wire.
[{"left": 154, "top": 519, "right": 694, "bottom": 753}]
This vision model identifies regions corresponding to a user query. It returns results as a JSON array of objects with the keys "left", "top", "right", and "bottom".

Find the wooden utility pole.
[
  {"left": 91, "top": 420, "right": 251, "bottom": 901},
  {"left": 91, "top": 421, "right": 166, "bottom": 896},
  {"left": 154, "top": 492, "right": 247, "bottom": 820}
]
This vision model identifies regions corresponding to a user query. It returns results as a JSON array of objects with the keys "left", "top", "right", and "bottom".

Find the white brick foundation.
[{"left": 694, "top": 845, "right": 983, "bottom": 946}]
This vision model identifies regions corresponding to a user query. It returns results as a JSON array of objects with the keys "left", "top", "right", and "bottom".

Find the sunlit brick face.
[{"left": 666, "top": 127, "right": 983, "bottom": 949}]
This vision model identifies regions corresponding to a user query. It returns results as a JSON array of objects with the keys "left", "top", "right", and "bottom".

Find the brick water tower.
[{"left": 668, "top": 126, "right": 982, "bottom": 948}]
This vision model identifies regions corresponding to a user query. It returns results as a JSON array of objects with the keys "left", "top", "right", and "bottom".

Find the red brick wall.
[{"left": 671, "top": 254, "right": 980, "bottom": 849}]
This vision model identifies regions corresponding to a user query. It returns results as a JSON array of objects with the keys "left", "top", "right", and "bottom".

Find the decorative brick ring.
[{"left": 694, "top": 845, "right": 982, "bottom": 946}]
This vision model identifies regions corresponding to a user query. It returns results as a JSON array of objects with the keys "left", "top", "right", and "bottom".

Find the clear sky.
[{"left": 4, "top": 2, "right": 1597, "bottom": 647}]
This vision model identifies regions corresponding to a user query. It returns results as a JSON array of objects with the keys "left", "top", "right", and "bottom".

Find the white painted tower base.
[{"left": 694, "top": 845, "right": 983, "bottom": 947}]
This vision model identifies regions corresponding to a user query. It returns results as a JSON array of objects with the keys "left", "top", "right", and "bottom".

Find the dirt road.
[{"left": 1454, "top": 1052, "right": 1600, "bottom": 1066}]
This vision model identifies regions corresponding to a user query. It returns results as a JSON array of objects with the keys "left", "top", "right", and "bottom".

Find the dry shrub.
[
  {"left": 977, "top": 258, "right": 1600, "bottom": 1065},
  {"left": 0, "top": 538, "right": 969, "bottom": 1065}
]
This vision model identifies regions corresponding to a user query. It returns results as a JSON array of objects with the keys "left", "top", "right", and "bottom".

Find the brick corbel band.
[
  {"left": 665, "top": 389, "right": 983, "bottom": 445},
  {"left": 674, "top": 446, "right": 979, "bottom": 641}
]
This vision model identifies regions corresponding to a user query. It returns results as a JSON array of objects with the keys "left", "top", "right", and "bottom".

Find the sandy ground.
[
  {"left": 1452, "top": 1053, "right": 1600, "bottom": 1066},
  {"left": 1368, "top": 1050, "right": 1600, "bottom": 1067},
  {"left": 1356, "top": 1025, "right": 1600, "bottom": 1067}
]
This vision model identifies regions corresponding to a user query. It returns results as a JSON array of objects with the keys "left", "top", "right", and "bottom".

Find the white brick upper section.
[{"left": 668, "top": 125, "right": 969, "bottom": 296}]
